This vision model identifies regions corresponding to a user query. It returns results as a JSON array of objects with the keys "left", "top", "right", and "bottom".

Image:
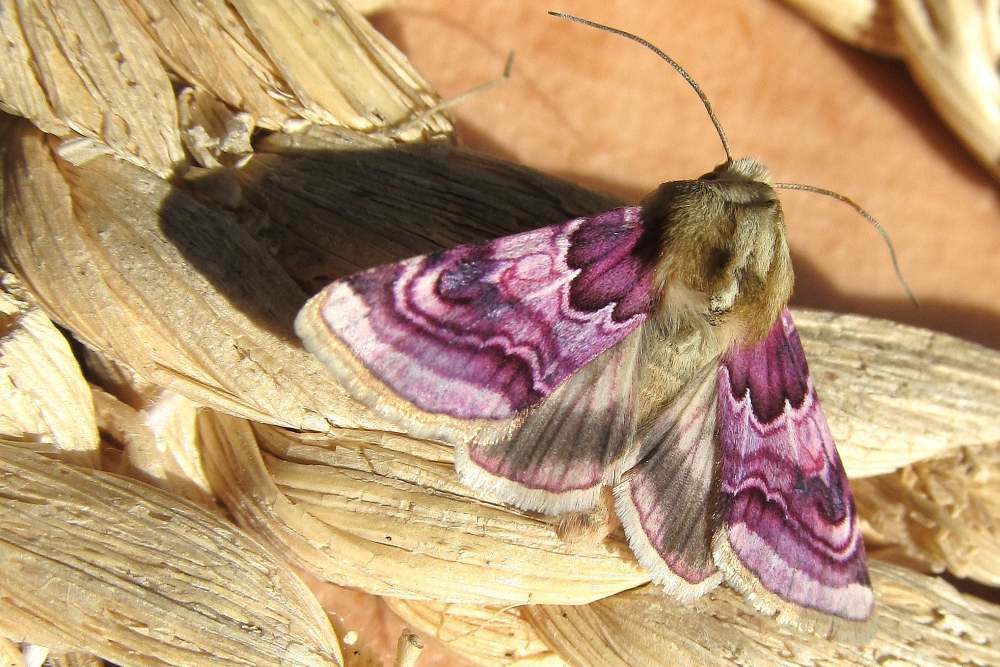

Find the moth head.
[{"left": 642, "top": 156, "right": 793, "bottom": 345}]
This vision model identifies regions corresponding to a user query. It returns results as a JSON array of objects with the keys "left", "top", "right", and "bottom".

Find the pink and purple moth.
[{"left": 296, "top": 13, "right": 876, "bottom": 639}]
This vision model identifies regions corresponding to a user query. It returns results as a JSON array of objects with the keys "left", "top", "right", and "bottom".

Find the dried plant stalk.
[
  {"left": 524, "top": 562, "right": 1000, "bottom": 666},
  {"left": 783, "top": 0, "right": 903, "bottom": 54},
  {"left": 793, "top": 309, "right": 1000, "bottom": 477},
  {"left": 394, "top": 630, "right": 423, "bottom": 667},
  {"left": 92, "top": 386, "right": 217, "bottom": 509},
  {"left": 198, "top": 410, "right": 648, "bottom": 605},
  {"left": 0, "top": 273, "right": 98, "bottom": 466},
  {"left": 385, "top": 599, "right": 565, "bottom": 667},
  {"left": 856, "top": 442, "right": 1000, "bottom": 586},
  {"left": 0, "top": 442, "right": 343, "bottom": 666},
  {"left": 199, "top": 393, "right": 996, "bottom": 610}
]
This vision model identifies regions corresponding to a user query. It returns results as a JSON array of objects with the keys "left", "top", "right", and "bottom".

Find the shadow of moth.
[{"left": 297, "top": 12, "right": 890, "bottom": 641}]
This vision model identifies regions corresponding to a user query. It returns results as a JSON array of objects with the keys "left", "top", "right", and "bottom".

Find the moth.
[{"left": 297, "top": 12, "right": 907, "bottom": 640}]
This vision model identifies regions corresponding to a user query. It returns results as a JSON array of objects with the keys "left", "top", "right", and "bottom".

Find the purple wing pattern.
[
  {"left": 714, "top": 309, "right": 873, "bottom": 625},
  {"left": 298, "top": 207, "right": 656, "bottom": 422}
]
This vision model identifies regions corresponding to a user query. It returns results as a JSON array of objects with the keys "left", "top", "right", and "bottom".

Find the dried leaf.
[
  {"left": 524, "top": 562, "right": 1000, "bottom": 666},
  {"left": 0, "top": 117, "right": 374, "bottom": 432},
  {"left": 794, "top": 309, "right": 1000, "bottom": 477},
  {"left": 122, "top": 0, "right": 451, "bottom": 139},
  {"left": 0, "top": 273, "right": 98, "bottom": 466},
  {"left": 0, "top": 442, "right": 343, "bottom": 666}
]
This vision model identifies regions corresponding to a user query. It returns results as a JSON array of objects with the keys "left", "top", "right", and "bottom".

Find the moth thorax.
[{"left": 642, "top": 158, "right": 793, "bottom": 347}]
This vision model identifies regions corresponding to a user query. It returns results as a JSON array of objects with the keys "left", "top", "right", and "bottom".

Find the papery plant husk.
[{"left": 0, "top": 1, "right": 998, "bottom": 665}]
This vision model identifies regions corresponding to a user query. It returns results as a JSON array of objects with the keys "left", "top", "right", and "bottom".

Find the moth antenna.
[
  {"left": 548, "top": 11, "right": 733, "bottom": 164},
  {"left": 774, "top": 182, "right": 918, "bottom": 306},
  {"left": 387, "top": 51, "right": 515, "bottom": 135}
]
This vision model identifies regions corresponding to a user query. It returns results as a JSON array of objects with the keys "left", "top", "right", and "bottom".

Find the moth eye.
[{"left": 709, "top": 247, "right": 731, "bottom": 274}]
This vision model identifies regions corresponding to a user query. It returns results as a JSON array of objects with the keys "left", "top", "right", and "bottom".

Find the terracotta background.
[{"left": 373, "top": 0, "right": 998, "bottom": 349}]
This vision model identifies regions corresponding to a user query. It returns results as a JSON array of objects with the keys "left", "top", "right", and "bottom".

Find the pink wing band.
[
  {"left": 311, "top": 208, "right": 656, "bottom": 420},
  {"left": 716, "top": 309, "right": 873, "bottom": 621}
]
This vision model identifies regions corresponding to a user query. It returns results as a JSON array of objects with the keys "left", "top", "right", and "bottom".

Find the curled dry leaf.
[
  {"left": 197, "top": 409, "right": 648, "bottom": 605},
  {"left": 894, "top": 0, "right": 1000, "bottom": 179},
  {"left": 783, "top": 0, "right": 903, "bottom": 55},
  {"left": 0, "top": 443, "right": 343, "bottom": 666},
  {"left": 0, "top": 272, "right": 98, "bottom": 467},
  {"left": 0, "top": 117, "right": 378, "bottom": 432},
  {"left": 524, "top": 561, "right": 1000, "bottom": 666},
  {"left": 789, "top": 0, "right": 1000, "bottom": 179},
  {"left": 856, "top": 442, "right": 1000, "bottom": 586},
  {"left": 0, "top": 0, "right": 183, "bottom": 175},
  {"left": 122, "top": 0, "right": 451, "bottom": 139},
  {"left": 385, "top": 598, "right": 565, "bottom": 667}
]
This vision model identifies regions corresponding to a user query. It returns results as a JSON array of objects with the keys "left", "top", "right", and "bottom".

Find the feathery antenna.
[
  {"left": 548, "top": 11, "right": 732, "bottom": 164},
  {"left": 775, "top": 183, "right": 917, "bottom": 306}
]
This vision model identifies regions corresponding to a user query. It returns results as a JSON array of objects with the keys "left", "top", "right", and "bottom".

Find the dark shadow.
[
  {"left": 942, "top": 572, "right": 1000, "bottom": 605},
  {"left": 790, "top": 249, "right": 1000, "bottom": 349}
]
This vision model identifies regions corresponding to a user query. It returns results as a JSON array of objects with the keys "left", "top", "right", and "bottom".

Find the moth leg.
[{"left": 554, "top": 487, "right": 619, "bottom": 546}]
